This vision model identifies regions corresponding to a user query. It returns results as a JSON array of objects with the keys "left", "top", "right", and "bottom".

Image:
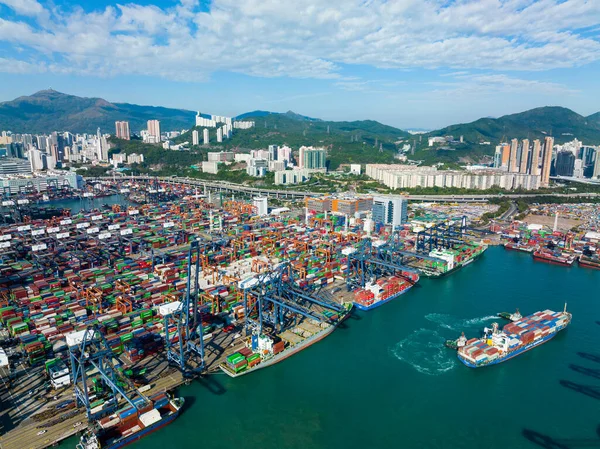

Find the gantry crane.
[{"left": 68, "top": 326, "right": 150, "bottom": 421}]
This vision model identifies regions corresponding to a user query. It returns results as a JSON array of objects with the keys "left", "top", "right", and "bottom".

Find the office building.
[
  {"left": 519, "top": 139, "right": 529, "bottom": 174},
  {"left": 115, "top": 121, "right": 130, "bottom": 140},
  {"left": 555, "top": 151, "right": 575, "bottom": 176},
  {"left": 192, "top": 130, "right": 199, "bottom": 146},
  {"left": 268, "top": 145, "right": 278, "bottom": 161},
  {"left": 299, "top": 146, "right": 326, "bottom": 170},
  {"left": 540, "top": 136, "right": 554, "bottom": 187},
  {"left": 6, "top": 142, "right": 24, "bottom": 159},
  {"left": 147, "top": 120, "right": 161, "bottom": 143},
  {"left": 372, "top": 196, "right": 408, "bottom": 230},
  {"left": 253, "top": 197, "right": 268, "bottom": 216}
]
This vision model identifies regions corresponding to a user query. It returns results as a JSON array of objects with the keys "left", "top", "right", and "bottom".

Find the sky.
[{"left": 0, "top": 0, "right": 599, "bottom": 130}]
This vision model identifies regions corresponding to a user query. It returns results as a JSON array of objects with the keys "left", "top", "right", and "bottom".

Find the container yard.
[{"left": 0, "top": 179, "right": 510, "bottom": 449}]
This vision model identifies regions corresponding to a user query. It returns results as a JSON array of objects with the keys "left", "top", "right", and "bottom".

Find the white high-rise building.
[
  {"left": 253, "top": 197, "right": 268, "bottom": 216},
  {"left": 192, "top": 130, "right": 199, "bottom": 146},
  {"left": 217, "top": 128, "right": 223, "bottom": 143},
  {"left": 203, "top": 129, "right": 209, "bottom": 145},
  {"left": 29, "top": 149, "right": 45, "bottom": 171},
  {"left": 372, "top": 196, "right": 408, "bottom": 230}
]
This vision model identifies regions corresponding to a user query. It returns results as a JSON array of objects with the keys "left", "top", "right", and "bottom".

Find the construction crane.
[{"left": 68, "top": 326, "right": 149, "bottom": 421}]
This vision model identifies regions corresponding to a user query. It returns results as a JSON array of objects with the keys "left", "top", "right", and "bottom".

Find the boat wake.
[
  {"left": 390, "top": 329, "right": 456, "bottom": 376},
  {"left": 425, "top": 313, "right": 497, "bottom": 332}
]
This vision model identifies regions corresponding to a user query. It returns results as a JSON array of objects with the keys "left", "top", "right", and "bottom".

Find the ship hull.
[
  {"left": 437, "top": 249, "right": 485, "bottom": 277},
  {"left": 503, "top": 243, "right": 534, "bottom": 253},
  {"left": 533, "top": 253, "right": 574, "bottom": 266},
  {"left": 354, "top": 283, "right": 415, "bottom": 311},
  {"left": 458, "top": 323, "right": 568, "bottom": 368},
  {"left": 101, "top": 408, "right": 180, "bottom": 449},
  {"left": 220, "top": 311, "right": 351, "bottom": 378},
  {"left": 578, "top": 257, "right": 600, "bottom": 270}
]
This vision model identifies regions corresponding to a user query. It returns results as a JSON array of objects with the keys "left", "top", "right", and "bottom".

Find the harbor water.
[
  {"left": 65, "top": 246, "right": 600, "bottom": 449},
  {"left": 49, "top": 194, "right": 134, "bottom": 215}
]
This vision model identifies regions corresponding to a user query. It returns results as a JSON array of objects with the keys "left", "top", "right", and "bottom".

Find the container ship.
[
  {"left": 419, "top": 243, "right": 487, "bottom": 277},
  {"left": 457, "top": 306, "right": 571, "bottom": 368},
  {"left": 353, "top": 273, "right": 419, "bottom": 311},
  {"left": 76, "top": 393, "right": 184, "bottom": 449},
  {"left": 532, "top": 249, "right": 576, "bottom": 266},
  {"left": 220, "top": 304, "right": 352, "bottom": 378},
  {"left": 578, "top": 254, "right": 600, "bottom": 269}
]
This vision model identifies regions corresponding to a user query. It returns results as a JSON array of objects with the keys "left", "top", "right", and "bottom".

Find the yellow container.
[{"left": 487, "top": 339, "right": 493, "bottom": 346}]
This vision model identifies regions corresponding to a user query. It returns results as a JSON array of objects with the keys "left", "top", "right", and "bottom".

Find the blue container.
[
  {"left": 251, "top": 335, "right": 259, "bottom": 351},
  {"left": 119, "top": 407, "right": 136, "bottom": 419}
]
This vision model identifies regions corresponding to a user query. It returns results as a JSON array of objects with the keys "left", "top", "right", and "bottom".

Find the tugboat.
[
  {"left": 498, "top": 308, "right": 522, "bottom": 322},
  {"left": 445, "top": 332, "right": 467, "bottom": 350}
]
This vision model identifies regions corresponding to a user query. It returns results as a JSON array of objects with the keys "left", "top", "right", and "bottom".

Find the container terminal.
[
  {"left": 0, "top": 179, "right": 508, "bottom": 449},
  {"left": 496, "top": 203, "right": 600, "bottom": 268}
]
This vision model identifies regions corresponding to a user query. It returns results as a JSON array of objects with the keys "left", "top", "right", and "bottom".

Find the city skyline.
[{"left": 0, "top": 0, "right": 599, "bottom": 129}]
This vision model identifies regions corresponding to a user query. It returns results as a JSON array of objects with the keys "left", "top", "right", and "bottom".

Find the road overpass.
[{"left": 88, "top": 176, "right": 600, "bottom": 203}]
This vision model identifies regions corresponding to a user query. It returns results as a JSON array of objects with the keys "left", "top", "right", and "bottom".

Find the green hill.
[
  {"left": 176, "top": 111, "right": 411, "bottom": 169},
  {"left": 0, "top": 89, "right": 195, "bottom": 134},
  {"left": 413, "top": 106, "right": 600, "bottom": 164}
]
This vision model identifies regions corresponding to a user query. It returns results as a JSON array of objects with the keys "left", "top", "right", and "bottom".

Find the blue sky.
[{"left": 0, "top": 0, "right": 599, "bottom": 130}]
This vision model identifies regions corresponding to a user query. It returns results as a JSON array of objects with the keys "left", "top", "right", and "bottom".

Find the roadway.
[{"left": 89, "top": 175, "right": 600, "bottom": 203}]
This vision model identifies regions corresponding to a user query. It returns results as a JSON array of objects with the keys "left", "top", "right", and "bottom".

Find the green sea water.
[
  {"left": 65, "top": 246, "right": 600, "bottom": 449},
  {"left": 50, "top": 194, "right": 134, "bottom": 215}
]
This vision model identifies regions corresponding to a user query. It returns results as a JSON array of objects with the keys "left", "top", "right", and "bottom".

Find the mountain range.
[
  {"left": 0, "top": 89, "right": 195, "bottom": 134},
  {"left": 1, "top": 90, "right": 600, "bottom": 165}
]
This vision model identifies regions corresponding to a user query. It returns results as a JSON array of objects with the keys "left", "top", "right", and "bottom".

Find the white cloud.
[
  {"left": 425, "top": 73, "right": 579, "bottom": 97},
  {"left": 0, "top": 0, "right": 598, "bottom": 81},
  {"left": 0, "top": 0, "right": 45, "bottom": 17}
]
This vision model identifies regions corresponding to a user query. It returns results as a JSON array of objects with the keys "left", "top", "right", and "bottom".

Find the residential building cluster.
[
  {"left": 493, "top": 136, "right": 554, "bottom": 187},
  {"left": 192, "top": 112, "right": 254, "bottom": 146},
  {"left": 493, "top": 137, "right": 600, "bottom": 183},
  {"left": 111, "top": 153, "right": 144, "bottom": 166},
  {"left": 366, "top": 164, "right": 540, "bottom": 190},
  {"left": 0, "top": 128, "right": 111, "bottom": 173}
]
